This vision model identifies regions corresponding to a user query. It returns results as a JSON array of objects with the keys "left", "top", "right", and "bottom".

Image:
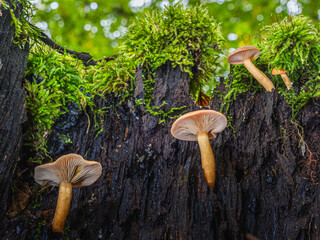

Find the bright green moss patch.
[
  {"left": 84, "top": 53, "right": 136, "bottom": 98},
  {"left": 24, "top": 49, "right": 91, "bottom": 162},
  {"left": 260, "top": 15, "right": 320, "bottom": 77}
]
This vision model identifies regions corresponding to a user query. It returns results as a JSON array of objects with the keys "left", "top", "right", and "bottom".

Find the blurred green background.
[{"left": 30, "top": 0, "right": 320, "bottom": 59}]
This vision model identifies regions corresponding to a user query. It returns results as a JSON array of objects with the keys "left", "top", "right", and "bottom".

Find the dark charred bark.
[
  {"left": 0, "top": 1, "right": 29, "bottom": 219},
  {"left": 1, "top": 62, "right": 320, "bottom": 239}
]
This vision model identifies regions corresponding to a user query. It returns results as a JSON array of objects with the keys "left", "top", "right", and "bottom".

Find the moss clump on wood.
[
  {"left": 260, "top": 15, "right": 320, "bottom": 76},
  {"left": 24, "top": 49, "right": 91, "bottom": 162},
  {"left": 122, "top": 3, "right": 224, "bottom": 100},
  {"left": 260, "top": 15, "right": 320, "bottom": 120}
]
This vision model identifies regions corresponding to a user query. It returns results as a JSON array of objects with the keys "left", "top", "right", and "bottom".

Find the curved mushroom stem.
[
  {"left": 52, "top": 182, "right": 72, "bottom": 233},
  {"left": 281, "top": 73, "right": 293, "bottom": 90},
  {"left": 243, "top": 58, "right": 275, "bottom": 92},
  {"left": 197, "top": 131, "right": 215, "bottom": 188}
]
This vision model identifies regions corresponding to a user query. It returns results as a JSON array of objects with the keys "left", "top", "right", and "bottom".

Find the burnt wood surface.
[
  {"left": 0, "top": 1, "right": 29, "bottom": 220},
  {"left": 1, "top": 60, "right": 320, "bottom": 240}
]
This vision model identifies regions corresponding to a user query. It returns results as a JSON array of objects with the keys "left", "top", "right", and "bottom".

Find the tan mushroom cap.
[
  {"left": 34, "top": 153, "right": 102, "bottom": 187},
  {"left": 171, "top": 110, "right": 227, "bottom": 141},
  {"left": 227, "top": 46, "right": 261, "bottom": 65},
  {"left": 272, "top": 68, "right": 287, "bottom": 75}
]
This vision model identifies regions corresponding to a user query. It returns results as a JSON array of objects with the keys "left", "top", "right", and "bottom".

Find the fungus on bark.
[
  {"left": 34, "top": 153, "right": 102, "bottom": 233},
  {"left": 272, "top": 68, "right": 293, "bottom": 90},
  {"left": 227, "top": 46, "right": 275, "bottom": 92},
  {"left": 171, "top": 110, "right": 227, "bottom": 188}
]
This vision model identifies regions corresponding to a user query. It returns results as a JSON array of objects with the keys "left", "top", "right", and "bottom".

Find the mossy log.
[
  {"left": 0, "top": 1, "right": 29, "bottom": 219},
  {"left": 2, "top": 60, "right": 320, "bottom": 239}
]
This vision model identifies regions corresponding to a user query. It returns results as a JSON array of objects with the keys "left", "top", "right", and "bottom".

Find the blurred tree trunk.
[{"left": 0, "top": 1, "right": 29, "bottom": 219}]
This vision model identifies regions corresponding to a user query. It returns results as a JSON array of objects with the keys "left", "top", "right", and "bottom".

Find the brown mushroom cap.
[
  {"left": 171, "top": 110, "right": 227, "bottom": 141},
  {"left": 227, "top": 46, "right": 261, "bottom": 65},
  {"left": 272, "top": 68, "right": 287, "bottom": 75},
  {"left": 34, "top": 153, "right": 102, "bottom": 187}
]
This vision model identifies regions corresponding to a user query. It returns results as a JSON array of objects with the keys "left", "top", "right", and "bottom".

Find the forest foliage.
[{"left": 29, "top": 0, "right": 320, "bottom": 58}]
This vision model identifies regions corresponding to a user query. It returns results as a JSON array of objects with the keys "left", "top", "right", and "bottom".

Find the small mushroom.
[
  {"left": 171, "top": 110, "right": 227, "bottom": 188},
  {"left": 272, "top": 68, "right": 293, "bottom": 90},
  {"left": 227, "top": 46, "right": 275, "bottom": 92},
  {"left": 34, "top": 153, "right": 102, "bottom": 233}
]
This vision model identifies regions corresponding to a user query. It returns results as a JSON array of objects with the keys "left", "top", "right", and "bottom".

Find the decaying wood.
[{"left": 2, "top": 59, "right": 320, "bottom": 239}]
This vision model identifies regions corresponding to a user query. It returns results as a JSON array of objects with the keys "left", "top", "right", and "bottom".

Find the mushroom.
[
  {"left": 171, "top": 110, "right": 227, "bottom": 188},
  {"left": 34, "top": 153, "right": 102, "bottom": 233},
  {"left": 272, "top": 68, "right": 293, "bottom": 90},
  {"left": 227, "top": 46, "right": 275, "bottom": 92}
]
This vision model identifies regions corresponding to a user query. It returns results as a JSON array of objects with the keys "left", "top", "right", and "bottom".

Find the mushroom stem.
[
  {"left": 281, "top": 73, "right": 293, "bottom": 89},
  {"left": 197, "top": 131, "right": 215, "bottom": 188},
  {"left": 52, "top": 182, "right": 72, "bottom": 233},
  {"left": 243, "top": 58, "right": 275, "bottom": 92}
]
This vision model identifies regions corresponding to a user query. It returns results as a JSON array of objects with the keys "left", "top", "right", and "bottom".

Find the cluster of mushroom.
[
  {"left": 34, "top": 153, "right": 102, "bottom": 233},
  {"left": 227, "top": 46, "right": 293, "bottom": 91}
]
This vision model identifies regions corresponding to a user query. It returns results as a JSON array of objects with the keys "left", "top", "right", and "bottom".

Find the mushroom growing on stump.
[
  {"left": 171, "top": 110, "right": 227, "bottom": 188},
  {"left": 34, "top": 153, "right": 102, "bottom": 233},
  {"left": 272, "top": 68, "right": 293, "bottom": 90},
  {"left": 227, "top": 46, "right": 275, "bottom": 92}
]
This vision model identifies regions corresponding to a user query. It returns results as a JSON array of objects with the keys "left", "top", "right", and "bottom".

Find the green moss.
[
  {"left": 135, "top": 98, "right": 187, "bottom": 124},
  {"left": 60, "top": 134, "right": 72, "bottom": 144},
  {"left": 260, "top": 15, "right": 320, "bottom": 77},
  {"left": 25, "top": 49, "right": 92, "bottom": 162},
  {"left": 84, "top": 53, "right": 136, "bottom": 97}
]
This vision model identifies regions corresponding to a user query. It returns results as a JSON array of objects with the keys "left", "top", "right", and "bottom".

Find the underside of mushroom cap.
[
  {"left": 171, "top": 110, "right": 227, "bottom": 141},
  {"left": 227, "top": 46, "right": 260, "bottom": 65},
  {"left": 34, "top": 154, "right": 102, "bottom": 187}
]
